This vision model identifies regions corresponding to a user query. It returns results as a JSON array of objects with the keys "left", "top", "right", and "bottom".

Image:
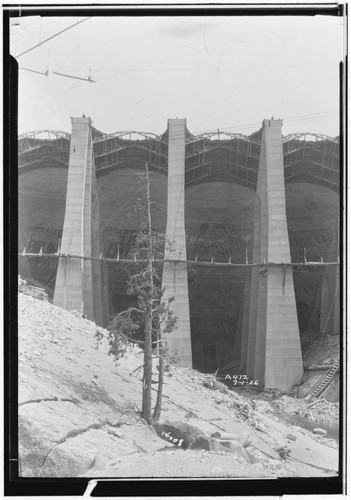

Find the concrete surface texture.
[
  {"left": 53, "top": 117, "right": 104, "bottom": 326},
  {"left": 244, "top": 119, "right": 304, "bottom": 391},
  {"left": 162, "top": 118, "right": 192, "bottom": 367}
]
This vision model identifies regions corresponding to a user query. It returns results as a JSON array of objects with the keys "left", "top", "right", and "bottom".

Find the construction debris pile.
[{"left": 303, "top": 336, "right": 340, "bottom": 369}]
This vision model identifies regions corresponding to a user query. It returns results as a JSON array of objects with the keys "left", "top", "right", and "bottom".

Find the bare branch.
[
  {"left": 128, "top": 306, "right": 146, "bottom": 314},
  {"left": 129, "top": 364, "right": 145, "bottom": 376},
  {"left": 151, "top": 355, "right": 168, "bottom": 361},
  {"left": 129, "top": 338, "right": 145, "bottom": 345}
]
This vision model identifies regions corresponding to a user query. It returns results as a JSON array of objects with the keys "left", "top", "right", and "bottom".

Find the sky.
[{"left": 10, "top": 14, "right": 343, "bottom": 137}]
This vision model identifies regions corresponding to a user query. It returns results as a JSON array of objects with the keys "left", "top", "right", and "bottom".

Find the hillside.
[{"left": 18, "top": 291, "right": 339, "bottom": 479}]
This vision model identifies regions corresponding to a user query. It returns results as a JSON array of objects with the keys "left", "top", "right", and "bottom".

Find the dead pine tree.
[{"left": 107, "top": 164, "right": 177, "bottom": 425}]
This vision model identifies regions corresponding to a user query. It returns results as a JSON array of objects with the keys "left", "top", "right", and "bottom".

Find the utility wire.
[
  {"left": 20, "top": 67, "right": 48, "bottom": 77},
  {"left": 15, "top": 18, "right": 90, "bottom": 58},
  {"left": 53, "top": 71, "right": 95, "bottom": 83},
  {"left": 193, "top": 111, "right": 339, "bottom": 135}
]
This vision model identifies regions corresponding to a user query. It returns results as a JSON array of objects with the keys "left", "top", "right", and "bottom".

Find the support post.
[
  {"left": 244, "top": 119, "right": 303, "bottom": 391},
  {"left": 239, "top": 267, "right": 252, "bottom": 370},
  {"left": 53, "top": 117, "right": 106, "bottom": 326},
  {"left": 162, "top": 118, "right": 192, "bottom": 367},
  {"left": 319, "top": 237, "right": 340, "bottom": 337}
]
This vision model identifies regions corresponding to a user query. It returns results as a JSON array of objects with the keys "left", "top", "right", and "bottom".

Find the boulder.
[
  {"left": 154, "top": 420, "right": 205, "bottom": 449},
  {"left": 312, "top": 428, "right": 327, "bottom": 436},
  {"left": 154, "top": 420, "right": 251, "bottom": 462},
  {"left": 189, "top": 435, "right": 213, "bottom": 451},
  {"left": 211, "top": 430, "right": 251, "bottom": 448},
  {"left": 189, "top": 435, "right": 250, "bottom": 463}
]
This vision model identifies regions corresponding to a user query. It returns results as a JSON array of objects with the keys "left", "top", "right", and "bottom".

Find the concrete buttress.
[
  {"left": 244, "top": 119, "right": 303, "bottom": 392},
  {"left": 53, "top": 117, "right": 106, "bottom": 327},
  {"left": 162, "top": 118, "right": 192, "bottom": 367}
]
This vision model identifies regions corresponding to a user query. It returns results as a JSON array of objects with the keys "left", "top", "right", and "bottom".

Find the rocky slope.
[{"left": 18, "top": 292, "right": 340, "bottom": 478}]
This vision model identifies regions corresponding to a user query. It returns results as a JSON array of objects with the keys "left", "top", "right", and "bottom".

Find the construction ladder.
[{"left": 309, "top": 358, "right": 340, "bottom": 399}]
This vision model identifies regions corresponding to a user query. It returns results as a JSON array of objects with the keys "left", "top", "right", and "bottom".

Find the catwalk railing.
[{"left": 18, "top": 250, "right": 340, "bottom": 268}]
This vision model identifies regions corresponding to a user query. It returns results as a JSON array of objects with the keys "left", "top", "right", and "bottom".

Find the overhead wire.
[
  {"left": 20, "top": 67, "right": 48, "bottom": 77},
  {"left": 15, "top": 17, "right": 90, "bottom": 58},
  {"left": 192, "top": 110, "right": 339, "bottom": 136}
]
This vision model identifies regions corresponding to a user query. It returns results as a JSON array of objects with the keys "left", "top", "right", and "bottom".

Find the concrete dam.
[{"left": 18, "top": 116, "right": 340, "bottom": 391}]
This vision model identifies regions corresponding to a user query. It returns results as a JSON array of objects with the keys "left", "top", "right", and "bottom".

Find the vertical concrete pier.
[
  {"left": 162, "top": 118, "right": 192, "bottom": 367},
  {"left": 53, "top": 117, "right": 105, "bottom": 326},
  {"left": 244, "top": 119, "right": 303, "bottom": 391}
]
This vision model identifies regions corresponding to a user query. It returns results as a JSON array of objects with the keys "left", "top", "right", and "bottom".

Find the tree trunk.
[
  {"left": 153, "top": 334, "right": 164, "bottom": 422},
  {"left": 141, "top": 164, "right": 154, "bottom": 425},
  {"left": 142, "top": 306, "right": 153, "bottom": 424}
]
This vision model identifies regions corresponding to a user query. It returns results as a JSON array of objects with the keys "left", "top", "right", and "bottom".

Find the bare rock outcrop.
[{"left": 18, "top": 292, "right": 339, "bottom": 479}]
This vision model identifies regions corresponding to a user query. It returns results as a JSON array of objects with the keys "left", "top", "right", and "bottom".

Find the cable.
[
  {"left": 15, "top": 18, "right": 90, "bottom": 58},
  {"left": 193, "top": 110, "right": 338, "bottom": 135},
  {"left": 20, "top": 67, "right": 48, "bottom": 77}
]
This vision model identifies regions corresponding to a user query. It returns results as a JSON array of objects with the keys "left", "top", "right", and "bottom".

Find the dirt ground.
[{"left": 17, "top": 288, "right": 341, "bottom": 479}]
